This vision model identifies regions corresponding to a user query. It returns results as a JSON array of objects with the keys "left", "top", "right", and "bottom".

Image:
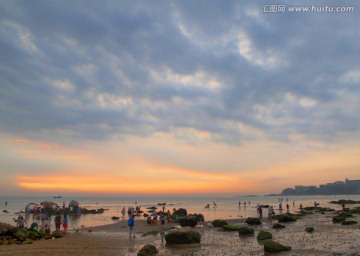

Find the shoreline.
[{"left": 1, "top": 210, "right": 360, "bottom": 255}]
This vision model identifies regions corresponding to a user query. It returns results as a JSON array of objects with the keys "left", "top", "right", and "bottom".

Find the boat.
[{"left": 53, "top": 195, "right": 62, "bottom": 198}]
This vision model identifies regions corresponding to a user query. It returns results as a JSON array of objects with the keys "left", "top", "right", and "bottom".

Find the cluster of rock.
[
  {"left": 26, "top": 200, "right": 107, "bottom": 217},
  {"left": 0, "top": 223, "right": 63, "bottom": 245}
]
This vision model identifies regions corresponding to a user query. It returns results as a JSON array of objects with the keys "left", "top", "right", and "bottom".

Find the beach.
[{"left": 1, "top": 209, "right": 360, "bottom": 256}]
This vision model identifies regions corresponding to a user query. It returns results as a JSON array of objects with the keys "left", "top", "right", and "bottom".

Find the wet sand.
[{"left": 1, "top": 212, "right": 360, "bottom": 256}]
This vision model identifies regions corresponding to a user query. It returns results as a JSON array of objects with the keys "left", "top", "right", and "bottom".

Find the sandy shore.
[{"left": 1, "top": 212, "right": 360, "bottom": 256}]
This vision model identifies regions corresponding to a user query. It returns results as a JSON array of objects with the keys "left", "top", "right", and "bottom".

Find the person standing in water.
[{"left": 128, "top": 215, "right": 135, "bottom": 238}]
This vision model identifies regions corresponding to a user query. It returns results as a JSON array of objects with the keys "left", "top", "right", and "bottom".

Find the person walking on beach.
[
  {"left": 259, "top": 206, "right": 263, "bottom": 218},
  {"left": 128, "top": 215, "right": 135, "bottom": 238},
  {"left": 121, "top": 207, "right": 126, "bottom": 218},
  {"left": 268, "top": 206, "right": 273, "bottom": 219}
]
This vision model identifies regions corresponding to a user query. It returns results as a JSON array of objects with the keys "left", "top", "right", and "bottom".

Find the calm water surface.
[{"left": 1, "top": 195, "right": 358, "bottom": 231}]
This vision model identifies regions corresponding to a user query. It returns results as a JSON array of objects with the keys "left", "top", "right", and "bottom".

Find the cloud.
[
  {"left": 0, "top": 1, "right": 360, "bottom": 196},
  {"left": 0, "top": 0, "right": 359, "bottom": 147}
]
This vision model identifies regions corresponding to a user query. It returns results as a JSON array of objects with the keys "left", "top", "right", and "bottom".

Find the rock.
[
  {"left": 264, "top": 241, "right": 292, "bottom": 253},
  {"left": 257, "top": 230, "right": 272, "bottom": 240},
  {"left": 173, "top": 208, "right": 187, "bottom": 217},
  {"left": 305, "top": 227, "right": 315, "bottom": 233},
  {"left": 40, "top": 201, "right": 57, "bottom": 212},
  {"left": 165, "top": 230, "right": 201, "bottom": 244},
  {"left": 329, "top": 199, "right": 360, "bottom": 205},
  {"left": 272, "top": 223, "right": 285, "bottom": 229},
  {"left": 332, "top": 216, "right": 346, "bottom": 223},
  {"left": 179, "top": 216, "right": 197, "bottom": 228},
  {"left": 68, "top": 200, "right": 79, "bottom": 208},
  {"left": 111, "top": 216, "right": 120, "bottom": 220},
  {"left": 223, "top": 225, "right": 242, "bottom": 232},
  {"left": 212, "top": 219, "right": 228, "bottom": 227},
  {"left": 238, "top": 226, "right": 254, "bottom": 236},
  {"left": 23, "top": 238, "right": 33, "bottom": 244},
  {"left": 245, "top": 217, "right": 261, "bottom": 225},
  {"left": 137, "top": 244, "right": 158, "bottom": 256},
  {"left": 276, "top": 214, "right": 296, "bottom": 223},
  {"left": 341, "top": 220, "right": 358, "bottom": 225},
  {"left": 15, "top": 228, "right": 29, "bottom": 242}
]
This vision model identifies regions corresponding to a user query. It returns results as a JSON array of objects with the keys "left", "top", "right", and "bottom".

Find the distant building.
[{"left": 281, "top": 178, "right": 360, "bottom": 195}]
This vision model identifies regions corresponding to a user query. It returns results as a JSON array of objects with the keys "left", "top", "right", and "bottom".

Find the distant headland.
[{"left": 280, "top": 178, "right": 360, "bottom": 196}]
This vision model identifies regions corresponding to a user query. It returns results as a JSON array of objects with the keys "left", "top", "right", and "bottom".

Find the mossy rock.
[
  {"left": 276, "top": 214, "right": 296, "bottom": 223},
  {"left": 349, "top": 207, "right": 360, "bottom": 214},
  {"left": 137, "top": 244, "right": 158, "bottom": 256},
  {"left": 341, "top": 220, "right": 357, "bottom": 225},
  {"left": 212, "top": 219, "right": 228, "bottom": 227},
  {"left": 238, "top": 226, "right": 254, "bottom": 236},
  {"left": 332, "top": 216, "right": 346, "bottom": 223},
  {"left": 272, "top": 223, "right": 285, "bottom": 229},
  {"left": 257, "top": 230, "right": 272, "bottom": 240},
  {"left": 336, "top": 211, "right": 353, "bottom": 218},
  {"left": 245, "top": 217, "right": 261, "bottom": 225},
  {"left": 165, "top": 230, "right": 201, "bottom": 244},
  {"left": 223, "top": 225, "right": 241, "bottom": 232},
  {"left": 305, "top": 227, "right": 315, "bottom": 233},
  {"left": 264, "top": 241, "right": 292, "bottom": 253},
  {"left": 179, "top": 216, "right": 197, "bottom": 228},
  {"left": 23, "top": 238, "right": 33, "bottom": 244},
  {"left": 15, "top": 228, "right": 29, "bottom": 241}
]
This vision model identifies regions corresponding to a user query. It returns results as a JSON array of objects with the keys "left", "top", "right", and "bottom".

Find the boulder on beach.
[
  {"left": 245, "top": 217, "right": 261, "bottom": 225},
  {"left": 111, "top": 216, "right": 119, "bottom": 220},
  {"left": 222, "top": 225, "right": 242, "bottom": 232},
  {"left": 238, "top": 226, "right": 254, "bottom": 236},
  {"left": 173, "top": 208, "right": 187, "bottom": 217},
  {"left": 272, "top": 223, "right": 285, "bottom": 229},
  {"left": 179, "top": 216, "right": 197, "bottom": 228},
  {"left": 165, "top": 230, "right": 201, "bottom": 244},
  {"left": 332, "top": 216, "right": 346, "bottom": 223},
  {"left": 137, "top": 244, "right": 158, "bottom": 256},
  {"left": 68, "top": 200, "right": 79, "bottom": 208},
  {"left": 40, "top": 201, "right": 57, "bottom": 212},
  {"left": 341, "top": 220, "right": 358, "bottom": 225},
  {"left": 212, "top": 219, "right": 228, "bottom": 227},
  {"left": 329, "top": 199, "right": 360, "bottom": 205},
  {"left": 305, "top": 227, "right": 315, "bottom": 233},
  {"left": 257, "top": 230, "right": 272, "bottom": 240},
  {"left": 264, "top": 241, "right": 291, "bottom": 253},
  {"left": 276, "top": 214, "right": 297, "bottom": 223}
]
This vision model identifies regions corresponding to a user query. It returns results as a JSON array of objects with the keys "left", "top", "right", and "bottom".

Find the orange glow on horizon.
[{"left": 16, "top": 174, "right": 247, "bottom": 194}]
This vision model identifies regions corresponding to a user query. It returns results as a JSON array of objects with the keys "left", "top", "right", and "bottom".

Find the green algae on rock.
[
  {"left": 264, "top": 241, "right": 292, "bottom": 253},
  {"left": 257, "top": 230, "right": 272, "bottom": 240}
]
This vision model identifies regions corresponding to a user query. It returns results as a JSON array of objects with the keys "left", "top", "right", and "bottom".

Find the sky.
[{"left": 0, "top": 0, "right": 359, "bottom": 196}]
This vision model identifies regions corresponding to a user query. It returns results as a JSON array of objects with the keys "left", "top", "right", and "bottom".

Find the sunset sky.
[{"left": 0, "top": 1, "right": 359, "bottom": 196}]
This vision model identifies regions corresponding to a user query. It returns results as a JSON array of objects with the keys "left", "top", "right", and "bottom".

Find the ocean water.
[{"left": 0, "top": 195, "right": 358, "bottom": 231}]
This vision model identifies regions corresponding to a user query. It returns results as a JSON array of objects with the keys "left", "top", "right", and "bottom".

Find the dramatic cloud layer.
[{"left": 0, "top": 0, "right": 359, "bottom": 195}]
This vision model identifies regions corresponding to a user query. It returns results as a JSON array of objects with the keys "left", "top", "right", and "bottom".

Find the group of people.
[
  {"left": 256, "top": 203, "right": 275, "bottom": 219},
  {"left": 17, "top": 202, "right": 69, "bottom": 233}
]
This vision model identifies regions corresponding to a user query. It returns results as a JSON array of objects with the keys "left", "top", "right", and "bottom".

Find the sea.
[{"left": 1, "top": 194, "right": 359, "bottom": 231}]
